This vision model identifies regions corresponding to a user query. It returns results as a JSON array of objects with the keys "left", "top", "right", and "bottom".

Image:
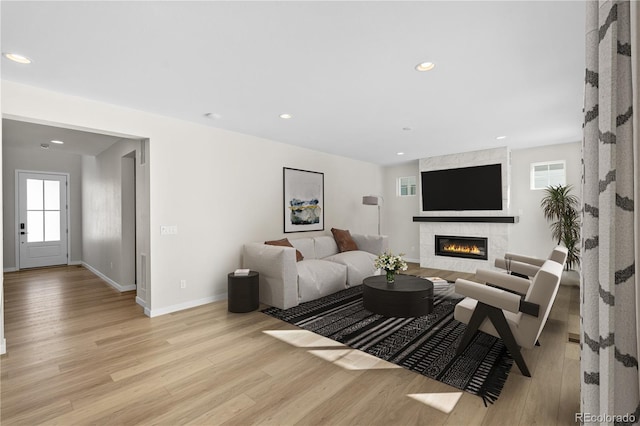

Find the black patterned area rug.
[{"left": 262, "top": 283, "right": 513, "bottom": 404}]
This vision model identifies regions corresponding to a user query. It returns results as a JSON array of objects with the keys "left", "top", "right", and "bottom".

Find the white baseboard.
[
  {"left": 0, "top": 338, "right": 6, "bottom": 355},
  {"left": 82, "top": 262, "right": 136, "bottom": 292},
  {"left": 4, "top": 260, "right": 88, "bottom": 273},
  {"left": 135, "top": 296, "right": 151, "bottom": 317},
  {"left": 119, "top": 284, "right": 137, "bottom": 291},
  {"left": 146, "top": 293, "right": 228, "bottom": 318},
  {"left": 405, "top": 258, "right": 420, "bottom": 264}
]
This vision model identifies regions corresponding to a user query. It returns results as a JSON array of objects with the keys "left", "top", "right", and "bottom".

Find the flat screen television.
[{"left": 421, "top": 163, "right": 503, "bottom": 211}]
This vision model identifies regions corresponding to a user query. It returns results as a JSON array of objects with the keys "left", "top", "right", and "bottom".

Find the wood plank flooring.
[{"left": 1, "top": 264, "right": 580, "bottom": 425}]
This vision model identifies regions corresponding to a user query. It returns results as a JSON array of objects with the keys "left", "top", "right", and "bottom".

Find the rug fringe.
[{"left": 477, "top": 347, "right": 513, "bottom": 406}]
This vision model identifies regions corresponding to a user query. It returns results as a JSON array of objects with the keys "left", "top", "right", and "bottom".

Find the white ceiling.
[
  {"left": 0, "top": 1, "right": 586, "bottom": 165},
  {"left": 2, "top": 119, "right": 126, "bottom": 156}
]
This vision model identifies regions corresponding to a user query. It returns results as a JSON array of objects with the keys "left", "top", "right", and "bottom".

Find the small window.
[
  {"left": 397, "top": 176, "right": 417, "bottom": 196},
  {"left": 530, "top": 161, "right": 566, "bottom": 190}
]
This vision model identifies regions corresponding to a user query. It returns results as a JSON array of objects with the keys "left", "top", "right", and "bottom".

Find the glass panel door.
[
  {"left": 26, "top": 178, "right": 62, "bottom": 242},
  {"left": 18, "top": 171, "right": 68, "bottom": 269}
]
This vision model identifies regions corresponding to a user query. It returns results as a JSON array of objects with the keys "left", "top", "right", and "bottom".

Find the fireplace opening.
[{"left": 435, "top": 235, "right": 488, "bottom": 260}]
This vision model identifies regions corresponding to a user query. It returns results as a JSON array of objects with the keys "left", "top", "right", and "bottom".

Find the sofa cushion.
[
  {"left": 265, "top": 238, "right": 304, "bottom": 262},
  {"left": 290, "top": 238, "right": 316, "bottom": 260},
  {"left": 314, "top": 236, "right": 340, "bottom": 259},
  {"left": 324, "top": 250, "right": 378, "bottom": 286},
  {"left": 297, "top": 259, "right": 348, "bottom": 303},
  {"left": 331, "top": 228, "right": 359, "bottom": 252}
]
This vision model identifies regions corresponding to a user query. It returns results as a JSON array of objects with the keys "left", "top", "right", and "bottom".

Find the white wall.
[
  {"left": 0, "top": 109, "right": 4, "bottom": 354},
  {"left": 509, "top": 141, "right": 582, "bottom": 260},
  {"left": 145, "top": 128, "right": 382, "bottom": 315},
  {"left": 2, "top": 145, "right": 83, "bottom": 269},
  {"left": 81, "top": 138, "right": 140, "bottom": 291},
  {"left": 2, "top": 81, "right": 382, "bottom": 317},
  {"left": 382, "top": 161, "right": 420, "bottom": 262},
  {"left": 120, "top": 154, "right": 136, "bottom": 293}
]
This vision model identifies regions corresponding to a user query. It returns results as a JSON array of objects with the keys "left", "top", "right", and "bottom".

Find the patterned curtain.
[{"left": 582, "top": 0, "right": 639, "bottom": 422}]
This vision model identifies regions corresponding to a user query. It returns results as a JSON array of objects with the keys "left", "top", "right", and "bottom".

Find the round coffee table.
[{"left": 362, "top": 274, "right": 434, "bottom": 317}]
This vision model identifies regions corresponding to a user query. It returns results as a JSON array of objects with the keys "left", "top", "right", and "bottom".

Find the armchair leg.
[
  {"left": 456, "top": 302, "right": 531, "bottom": 377},
  {"left": 456, "top": 302, "right": 490, "bottom": 355},
  {"left": 484, "top": 304, "right": 531, "bottom": 377}
]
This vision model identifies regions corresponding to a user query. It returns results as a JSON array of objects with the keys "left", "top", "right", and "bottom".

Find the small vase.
[{"left": 386, "top": 269, "right": 396, "bottom": 284}]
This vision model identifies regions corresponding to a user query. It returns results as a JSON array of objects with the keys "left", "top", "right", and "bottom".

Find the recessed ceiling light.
[
  {"left": 40, "top": 143, "right": 50, "bottom": 150},
  {"left": 4, "top": 53, "right": 32, "bottom": 64},
  {"left": 403, "top": 127, "right": 412, "bottom": 131},
  {"left": 397, "top": 152, "right": 405, "bottom": 156},
  {"left": 415, "top": 62, "right": 435, "bottom": 72},
  {"left": 496, "top": 135, "right": 507, "bottom": 140},
  {"left": 279, "top": 113, "right": 293, "bottom": 119},
  {"left": 50, "top": 140, "right": 64, "bottom": 144}
]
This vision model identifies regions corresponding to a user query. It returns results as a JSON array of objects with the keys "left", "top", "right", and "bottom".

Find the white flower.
[{"left": 374, "top": 251, "right": 408, "bottom": 272}]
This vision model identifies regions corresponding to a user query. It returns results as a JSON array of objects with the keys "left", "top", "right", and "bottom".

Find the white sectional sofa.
[{"left": 242, "top": 233, "right": 388, "bottom": 309}]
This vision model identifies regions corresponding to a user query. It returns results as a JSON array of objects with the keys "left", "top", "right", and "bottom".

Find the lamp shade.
[{"left": 362, "top": 196, "right": 380, "bottom": 206}]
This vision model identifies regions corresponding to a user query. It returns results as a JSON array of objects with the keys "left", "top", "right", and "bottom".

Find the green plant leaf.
[{"left": 540, "top": 184, "right": 581, "bottom": 269}]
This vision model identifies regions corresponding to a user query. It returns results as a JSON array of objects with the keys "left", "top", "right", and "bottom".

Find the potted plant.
[{"left": 540, "top": 184, "right": 581, "bottom": 273}]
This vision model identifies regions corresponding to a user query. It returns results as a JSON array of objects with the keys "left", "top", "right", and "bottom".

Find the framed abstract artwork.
[{"left": 283, "top": 167, "right": 324, "bottom": 233}]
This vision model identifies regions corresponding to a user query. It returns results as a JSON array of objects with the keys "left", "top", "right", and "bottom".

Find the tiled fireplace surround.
[{"left": 417, "top": 147, "right": 516, "bottom": 273}]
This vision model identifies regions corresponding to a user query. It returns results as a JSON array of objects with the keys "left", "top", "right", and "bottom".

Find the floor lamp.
[{"left": 362, "top": 195, "right": 382, "bottom": 235}]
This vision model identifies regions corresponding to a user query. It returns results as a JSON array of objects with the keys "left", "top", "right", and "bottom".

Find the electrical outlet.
[{"left": 180, "top": 279, "right": 187, "bottom": 289}]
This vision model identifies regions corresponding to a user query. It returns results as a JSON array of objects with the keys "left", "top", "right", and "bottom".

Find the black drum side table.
[{"left": 227, "top": 271, "right": 259, "bottom": 313}]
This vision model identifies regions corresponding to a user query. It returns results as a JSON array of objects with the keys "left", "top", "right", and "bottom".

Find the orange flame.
[{"left": 443, "top": 244, "right": 481, "bottom": 255}]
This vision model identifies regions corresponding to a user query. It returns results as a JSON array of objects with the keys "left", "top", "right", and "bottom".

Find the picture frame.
[{"left": 283, "top": 167, "right": 324, "bottom": 233}]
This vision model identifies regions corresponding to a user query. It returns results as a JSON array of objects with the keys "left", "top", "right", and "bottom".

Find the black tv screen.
[{"left": 421, "top": 164, "right": 503, "bottom": 211}]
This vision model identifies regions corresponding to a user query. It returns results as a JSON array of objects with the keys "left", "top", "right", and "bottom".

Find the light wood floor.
[{"left": 1, "top": 264, "right": 580, "bottom": 425}]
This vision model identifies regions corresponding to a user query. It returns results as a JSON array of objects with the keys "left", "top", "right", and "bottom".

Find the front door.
[{"left": 17, "top": 171, "right": 69, "bottom": 269}]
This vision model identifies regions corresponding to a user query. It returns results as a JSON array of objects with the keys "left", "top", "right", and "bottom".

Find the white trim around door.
[{"left": 15, "top": 170, "right": 71, "bottom": 270}]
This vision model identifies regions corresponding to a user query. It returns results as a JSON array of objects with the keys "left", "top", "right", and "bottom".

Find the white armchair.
[
  {"left": 495, "top": 246, "right": 568, "bottom": 278},
  {"left": 454, "top": 256, "right": 566, "bottom": 377}
]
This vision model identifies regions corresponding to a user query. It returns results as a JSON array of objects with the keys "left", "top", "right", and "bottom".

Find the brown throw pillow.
[
  {"left": 331, "top": 228, "right": 358, "bottom": 252},
  {"left": 265, "top": 238, "right": 304, "bottom": 262}
]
